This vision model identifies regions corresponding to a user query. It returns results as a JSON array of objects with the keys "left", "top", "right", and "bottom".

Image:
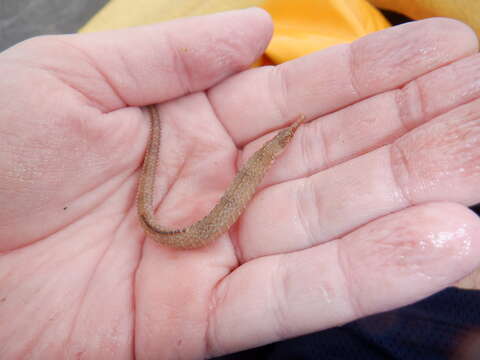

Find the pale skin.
[{"left": 0, "top": 8, "right": 480, "bottom": 360}]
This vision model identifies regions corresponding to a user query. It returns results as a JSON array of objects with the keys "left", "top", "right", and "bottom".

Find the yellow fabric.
[
  {"left": 80, "top": 0, "right": 479, "bottom": 66},
  {"left": 80, "top": 0, "right": 389, "bottom": 65},
  {"left": 261, "top": 0, "right": 389, "bottom": 63},
  {"left": 369, "top": 0, "right": 480, "bottom": 37},
  {"left": 80, "top": 0, "right": 263, "bottom": 32}
]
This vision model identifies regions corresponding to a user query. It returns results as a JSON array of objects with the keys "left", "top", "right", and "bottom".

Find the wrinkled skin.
[{"left": 0, "top": 8, "right": 480, "bottom": 360}]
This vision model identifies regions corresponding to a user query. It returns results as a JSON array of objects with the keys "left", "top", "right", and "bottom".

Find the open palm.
[{"left": 1, "top": 8, "right": 480, "bottom": 359}]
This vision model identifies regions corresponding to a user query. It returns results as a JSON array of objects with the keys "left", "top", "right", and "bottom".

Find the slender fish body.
[{"left": 137, "top": 105, "right": 304, "bottom": 249}]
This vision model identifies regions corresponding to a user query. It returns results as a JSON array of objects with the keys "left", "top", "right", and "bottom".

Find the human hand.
[{"left": 0, "top": 8, "right": 479, "bottom": 359}]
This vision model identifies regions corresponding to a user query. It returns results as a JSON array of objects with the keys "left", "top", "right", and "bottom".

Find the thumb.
[{"left": 14, "top": 8, "right": 272, "bottom": 110}]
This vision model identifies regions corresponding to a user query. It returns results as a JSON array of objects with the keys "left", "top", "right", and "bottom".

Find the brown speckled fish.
[{"left": 137, "top": 105, "right": 304, "bottom": 249}]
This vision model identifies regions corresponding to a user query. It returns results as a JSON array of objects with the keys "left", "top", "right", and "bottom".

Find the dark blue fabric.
[{"left": 215, "top": 288, "right": 480, "bottom": 359}]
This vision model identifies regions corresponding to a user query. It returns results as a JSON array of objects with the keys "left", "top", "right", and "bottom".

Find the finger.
[
  {"left": 239, "top": 97, "right": 480, "bottom": 259},
  {"left": 208, "top": 18, "right": 478, "bottom": 144},
  {"left": 208, "top": 203, "right": 480, "bottom": 356},
  {"left": 391, "top": 98, "right": 480, "bottom": 205},
  {"left": 11, "top": 8, "right": 272, "bottom": 110},
  {"left": 243, "top": 52, "right": 480, "bottom": 187}
]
